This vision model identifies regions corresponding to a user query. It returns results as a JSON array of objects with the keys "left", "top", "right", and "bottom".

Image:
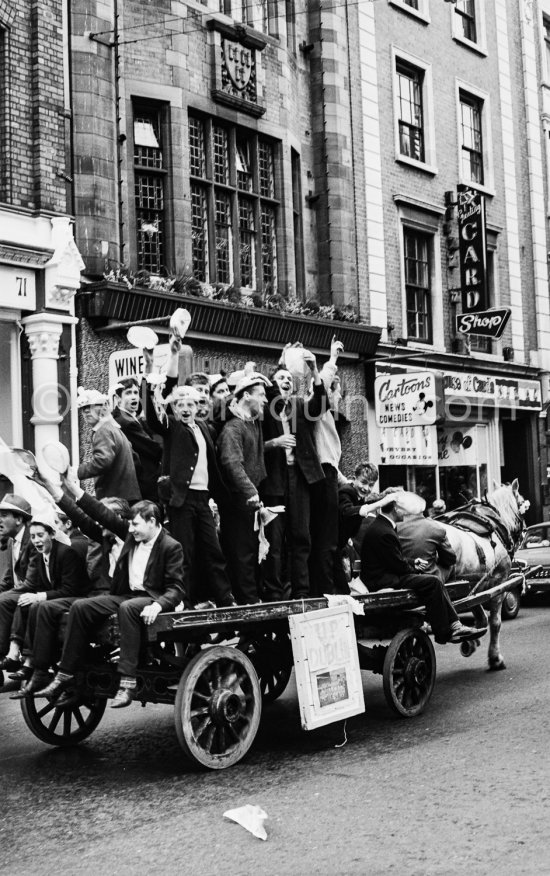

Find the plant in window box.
[{"left": 266, "top": 293, "right": 286, "bottom": 311}]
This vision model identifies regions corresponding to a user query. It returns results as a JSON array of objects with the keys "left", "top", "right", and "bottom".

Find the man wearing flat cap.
[
  {"left": 217, "top": 372, "right": 271, "bottom": 604},
  {"left": 0, "top": 495, "right": 38, "bottom": 671},
  {"left": 76, "top": 386, "right": 141, "bottom": 503},
  {"left": 144, "top": 351, "right": 235, "bottom": 608}
]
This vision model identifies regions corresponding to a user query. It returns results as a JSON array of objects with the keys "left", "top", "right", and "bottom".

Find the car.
[{"left": 511, "top": 523, "right": 550, "bottom": 610}]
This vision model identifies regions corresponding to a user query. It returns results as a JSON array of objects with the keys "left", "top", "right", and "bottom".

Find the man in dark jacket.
[
  {"left": 261, "top": 355, "right": 326, "bottom": 600},
  {"left": 144, "top": 340, "right": 235, "bottom": 608},
  {"left": 1, "top": 508, "right": 86, "bottom": 676},
  {"left": 112, "top": 377, "right": 162, "bottom": 501},
  {"left": 218, "top": 372, "right": 271, "bottom": 604},
  {"left": 37, "top": 469, "right": 187, "bottom": 708},
  {"left": 77, "top": 387, "right": 141, "bottom": 503},
  {"left": 0, "top": 495, "right": 39, "bottom": 670},
  {"left": 397, "top": 512, "right": 456, "bottom": 582},
  {"left": 361, "top": 494, "right": 484, "bottom": 644}
]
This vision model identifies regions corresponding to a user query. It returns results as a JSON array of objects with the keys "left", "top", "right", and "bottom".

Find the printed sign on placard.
[{"left": 289, "top": 605, "right": 365, "bottom": 731}]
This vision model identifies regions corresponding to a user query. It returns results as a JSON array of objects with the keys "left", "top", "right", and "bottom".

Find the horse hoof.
[{"left": 488, "top": 661, "right": 506, "bottom": 672}]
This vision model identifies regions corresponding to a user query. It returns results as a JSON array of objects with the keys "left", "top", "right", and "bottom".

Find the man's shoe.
[
  {"left": 449, "top": 624, "right": 488, "bottom": 644},
  {"left": 34, "top": 674, "right": 74, "bottom": 699},
  {"left": 0, "top": 656, "right": 21, "bottom": 672},
  {"left": 110, "top": 687, "right": 133, "bottom": 709},
  {"left": 10, "top": 670, "right": 51, "bottom": 699}
]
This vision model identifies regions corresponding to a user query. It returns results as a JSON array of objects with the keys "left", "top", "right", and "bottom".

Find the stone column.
[{"left": 21, "top": 312, "right": 77, "bottom": 452}]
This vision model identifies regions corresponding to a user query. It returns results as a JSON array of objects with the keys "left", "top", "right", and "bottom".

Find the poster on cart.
[{"left": 289, "top": 605, "right": 365, "bottom": 731}]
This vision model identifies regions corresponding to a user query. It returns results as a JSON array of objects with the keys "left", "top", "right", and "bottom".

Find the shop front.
[
  {"left": 368, "top": 363, "right": 542, "bottom": 521},
  {"left": 0, "top": 210, "right": 84, "bottom": 498}
]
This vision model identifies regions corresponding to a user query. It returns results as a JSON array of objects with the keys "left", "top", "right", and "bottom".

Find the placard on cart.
[{"left": 289, "top": 605, "right": 365, "bottom": 730}]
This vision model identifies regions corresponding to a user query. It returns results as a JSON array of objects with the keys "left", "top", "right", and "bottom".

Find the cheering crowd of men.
[{"left": 0, "top": 333, "right": 481, "bottom": 708}]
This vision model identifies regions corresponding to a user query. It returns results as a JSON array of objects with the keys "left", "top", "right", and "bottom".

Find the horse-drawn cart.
[{"left": 0, "top": 573, "right": 524, "bottom": 770}]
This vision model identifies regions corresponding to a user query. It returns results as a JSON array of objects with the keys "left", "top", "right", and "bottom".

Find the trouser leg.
[
  {"left": 193, "top": 494, "right": 234, "bottom": 606},
  {"left": 59, "top": 595, "right": 129, "bottom": 675},
  {"left": 0, "top": 591, "right": 22, "bottom": 655},
  {"left": 219, "top": 499, "right": 259, "bottom": 605},
  {"left": 116, "top": 596, "right": 153, "bottom": 677},
  {"left": 400, "top": 573, "right": 459, "bottom": 641},
  {"left": 10, "top": 603, "right": 31, "bottom": 646},
  {"left": 308, "top": 464, "right": 338, "bottom": 596},
  {"left": 30, "top": 598, "right": 80, "bottom": 670},
  {"left": 286, "top": 467, "right": 312, "bottom": 599},
  {"left": 168, "top": 503, "right": 197, "bottom": 606},
  {"left": 259, "top": 493, "right": 288, "bottom": 602}
]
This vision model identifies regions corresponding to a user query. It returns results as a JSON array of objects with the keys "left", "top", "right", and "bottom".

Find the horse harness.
[{"left": 438, "top": 498, "right": 522, "bottom": 568}]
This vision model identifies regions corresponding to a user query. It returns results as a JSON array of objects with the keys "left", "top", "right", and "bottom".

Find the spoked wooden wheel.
[
  {"left": 21, "top": 694, "right": 107, "bottom": 746},
  {"left": 382, "top": 628, "right": 436, "bottom": 718},
  {"left": 174, "top": 645, "right": 261, "bottom": 770},
  {"left": 238, "top": 630, "right": 293, "bottom": 703}
]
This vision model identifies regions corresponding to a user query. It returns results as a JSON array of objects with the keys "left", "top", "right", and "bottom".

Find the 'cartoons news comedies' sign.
[
  {"left": 374, "top": 372, "right": 445, "bottom": 427},
  {"left": 457, "top": 185, "right": 487, "bottom": 314}
]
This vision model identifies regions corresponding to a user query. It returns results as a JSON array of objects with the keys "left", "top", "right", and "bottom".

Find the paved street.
[{"left": 2, "top": 598, "right": 550, "bottom": 876}]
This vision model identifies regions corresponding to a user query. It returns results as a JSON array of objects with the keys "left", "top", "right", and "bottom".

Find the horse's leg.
[{"left": 487, "top": 591, "right": 506, "bottom": 671}]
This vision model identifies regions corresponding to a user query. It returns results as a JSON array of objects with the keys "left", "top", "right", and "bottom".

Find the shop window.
[
  {"left": 459, "top": 91, "right": 483, "bottom": 185},
  {"left": 291, "top": 149, "right": 305, "bottom": 297},
  {"left": 404, "top": 228, "right": 432, "bottom": 343},
  {"left": 396, "top": 60, "right": 425, "bottom": 163},
  {"left": 189, "top": 113, "right": 279, "bottom": 293},
  {"left": 133, "top": 103, "right": 168, "bottom": 274}
]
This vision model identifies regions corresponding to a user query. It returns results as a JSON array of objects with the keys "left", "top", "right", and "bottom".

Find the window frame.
[
  {"left": 388, "top": 0, "right": 430, "bottom": 25},
  {"left": 403, "top": 227, "right": 433, "bottom": 345},
  {"left": 452, "top": 0, "right": 487, "bottom": 56},
  {"left": 188, "top": 112, "right": 280, "bottom": 295},
  {"left": 541, "top": 12, "right": 550, "bottom": 84},
  {"left": 456, "top": 80, "right": 494, "bottom": 195},
  {"left": 392, "top": 47, "right": 437, "bottom": 174},
  {"left": 131, "top": 100, "right": 172, "bottom": 276}
]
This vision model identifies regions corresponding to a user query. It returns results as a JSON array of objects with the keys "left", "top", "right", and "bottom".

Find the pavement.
[{"left": 1, "top": 594, "right": 550, "bottom": 876}]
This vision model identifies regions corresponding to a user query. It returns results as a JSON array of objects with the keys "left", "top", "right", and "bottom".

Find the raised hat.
[
  {"left": 165, "top": 385, "right": 202, "bottom": 404},
  {"left": 30, "top": 507, "right": 59, "bottom": 533},
  {"left": 0, "top": 494, "right": 32, "bottom": 519},
  {"left": 384, "top": 490, "right": 426, "bottom": 516}
]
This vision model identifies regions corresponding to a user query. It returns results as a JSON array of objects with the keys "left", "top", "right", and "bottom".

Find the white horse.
[{"left": 439, "top": 479, "right": 527, "bottom": 671}]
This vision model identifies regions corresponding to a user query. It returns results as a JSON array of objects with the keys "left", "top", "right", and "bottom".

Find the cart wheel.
[
  {"left": 382, "top": 628, "right": 436, "bottom": 718},
  {"left": 238, "top": 630, "right": 293, "bottom": 703},
  {"left": 174, "top": 645, "right": 261, "bottom": 770},
  {"left": 20, "top": 694, "right": 107, "bottom": 746}
]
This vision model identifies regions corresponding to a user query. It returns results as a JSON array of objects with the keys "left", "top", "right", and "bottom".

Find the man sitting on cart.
[
  {"left": 37, "top": 468, "right": 187, "bottom": 708},
  {"left": 361, "top": 492, "right": 485, "bottom": 644}
]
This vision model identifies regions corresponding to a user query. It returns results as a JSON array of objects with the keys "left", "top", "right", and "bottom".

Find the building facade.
[
  {"left": 0, "top": 0, "right": 84, "bottom": 497},
  {"left": 71, "top": 0, "right": 550, "bottom": 517}
]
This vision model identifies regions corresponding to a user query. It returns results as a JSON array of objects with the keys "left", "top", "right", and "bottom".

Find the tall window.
[
  {"left": 404, "top": 229, "right": 432, "bottom": 343},
  {"left": 291, "top": 149, "right": 305, "bottom": 297},
  {"left": 543, "top": 15, "right": 550, "bottom": 77},
  {"left": 396, "top": 61, "right": 424, "bottom": 162},
  {"left": 133, "top": 105, "right": 166, "bottom": 274},
  {"left": 219, "top": 0, "right": 278, "bottom": 34},
  {"left": 455, "top": 0, "right": 477, "bottom": 43},
  {"left": 460, "top": 92, "right": 483, "bottom": 185},
  {"left": 189, "top": 114, "right": 279, "bottom": 293}
]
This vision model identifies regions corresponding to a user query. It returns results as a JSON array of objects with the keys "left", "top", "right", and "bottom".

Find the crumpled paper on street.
[
  {"left": 255, "top": 506, "right": 285, "bottom": 563},
  {"left": 324, "top": 593, "right": 365, "bottom": 616},
  {"left": 223, "top": 804, "right": 268, "bottom": 841}
]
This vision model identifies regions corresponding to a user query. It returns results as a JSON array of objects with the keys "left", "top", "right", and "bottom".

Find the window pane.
[
  {"left": 213, "top": 126, "right": 229, "bottom": 185},
  {"left": 397, "top": 62, "right": 424, "bottom": 162},
  {"left": 215, "top": 192, "right": 233, "bottom": 284},
  {"left": 404, "top": 229, "right": 431, "bottom": 342},
  {"left": 261, "top": 205, "right": 277, "bottom": 293},
  {"left": 239, "top": 198, "right": 256, "bottom": 287},
  {"left": 460, "top": 94, "right": 483, "bottom": 184},
  {"left": 189, "top": 116, "right": 206, "bottom": 178},
  {"left": 191, "top": 184, "right": 208, "bottom": 282},
  {"left": 456, "top": 0, "right": 477, "bottom": 42},
  {"left": 259, "top": 140, "right": 275, "bottom": 198},
  {"left": 236, "top": 136, "right": 253, "bottom": 192},
  {"left": 134, "top": 111, "right": 162, "bottom": 169},
  {"left": 135, "top": 174, "right": 164, "bottom": 273}
]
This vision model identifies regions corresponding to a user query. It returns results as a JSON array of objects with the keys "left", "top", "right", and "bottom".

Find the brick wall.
[{"left": 0, "top": 0, "right": 67, "bottom": 212}]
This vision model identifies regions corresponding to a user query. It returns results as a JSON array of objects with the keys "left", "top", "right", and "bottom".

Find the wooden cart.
[{"left": 1, "top": 575, "right": 523, "bottom": 770}]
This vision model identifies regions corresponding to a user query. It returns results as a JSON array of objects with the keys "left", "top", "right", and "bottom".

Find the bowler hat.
[{"left": 0, "top": 494, "right": 32, "bottom": 519}]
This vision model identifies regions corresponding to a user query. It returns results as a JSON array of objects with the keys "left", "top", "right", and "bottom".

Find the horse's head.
[{"left": 488, "top": 478, "right": 529, "bottom": 550}]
